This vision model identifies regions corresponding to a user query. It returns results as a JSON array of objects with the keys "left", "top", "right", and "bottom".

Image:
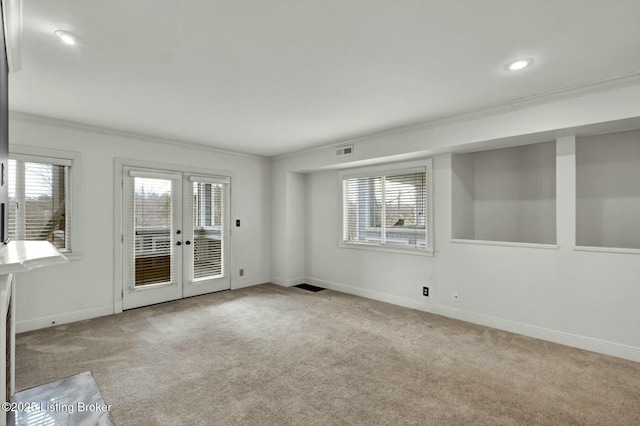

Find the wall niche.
[
  {"left": 452, "top": 141, "right": 556, "bottom": 245},
  {"left": 576, "top": 129, "right": 640, "bottom": 250}
]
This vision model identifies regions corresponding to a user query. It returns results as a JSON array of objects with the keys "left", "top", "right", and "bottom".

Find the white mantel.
[{"left": 0, "top": 240, "right": 68, "bottom": 426}]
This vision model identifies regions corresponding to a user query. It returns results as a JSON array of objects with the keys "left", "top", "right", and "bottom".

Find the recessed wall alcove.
[
  {"left": 576, "top": 129, "right": 640, "bottom": 250},
  {"left": 452, "top": 141, "right": 557, "bottom": 245}
]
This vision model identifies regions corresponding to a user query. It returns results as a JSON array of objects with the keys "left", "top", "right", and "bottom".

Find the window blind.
[
  {"left": 8, "top": 159, "right": 70, "bottom": 249},
  {"left": 343, "top": 171, "right": 426, "bottom": 248},
  {"left": 129, "top": 177, "right": 175, "bottom": 286},
  {"left": 191, "top": 181, "right": 226, "bottom": 279}
]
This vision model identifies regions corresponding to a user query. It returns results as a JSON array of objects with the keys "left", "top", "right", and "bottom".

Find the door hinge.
[
  {"left": 121, "top": 289, "right": 124, "bottom": 298},
  {"left": 121, "top": 234, "right": 123, "bottom": 243}
]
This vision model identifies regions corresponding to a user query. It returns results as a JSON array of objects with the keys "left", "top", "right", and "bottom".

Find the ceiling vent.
[{"left": 336, "top": 145, "right": 354, "bottom": 157}]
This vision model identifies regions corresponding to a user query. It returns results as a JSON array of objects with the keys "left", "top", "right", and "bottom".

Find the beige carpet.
[{"left": 16, "top": 284, "right": 640, "bottom": 425}]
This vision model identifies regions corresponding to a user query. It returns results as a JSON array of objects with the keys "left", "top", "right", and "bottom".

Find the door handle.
[
  {"left": 185, "top": 240, "right": 191, "bottom": 245},
  {"left": 176, "top": 241, "right": 182, "bottom": 246}
]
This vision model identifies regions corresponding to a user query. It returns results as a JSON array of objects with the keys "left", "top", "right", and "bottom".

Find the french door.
[{"left": 122, "top": 167, "right": 230, "bottom": 310}]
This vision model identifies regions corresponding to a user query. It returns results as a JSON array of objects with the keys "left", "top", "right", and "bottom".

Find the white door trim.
[{"left": 114, "top": 158, "right": 236, "bottom": 314}]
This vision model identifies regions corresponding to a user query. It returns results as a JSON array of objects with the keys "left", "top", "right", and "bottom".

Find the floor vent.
[{"left": 294, "top": 283, "right": 325, "bottom": 292}]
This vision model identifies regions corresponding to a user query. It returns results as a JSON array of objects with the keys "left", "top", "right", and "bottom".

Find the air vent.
[{"left": 336, "top": 145, "right": 354, "bottom": 157}]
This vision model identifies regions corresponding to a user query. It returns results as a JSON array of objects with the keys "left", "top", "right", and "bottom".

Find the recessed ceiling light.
[
  {"left": 55, "top": 30, "right": 78, "bottom": 46},
  {"left": 504, "top": 58, "right": 534, "bottom": 71}
]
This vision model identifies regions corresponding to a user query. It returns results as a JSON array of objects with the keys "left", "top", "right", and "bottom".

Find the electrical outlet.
[
  {"left": 452, "top": 292, "right": 459, "bottom": 302},
  {"left": 239, "top": 269, "right": 244, "bottom": 277},
  {"left": 423, "top": 286, "right": 429, "bottom": 297}
]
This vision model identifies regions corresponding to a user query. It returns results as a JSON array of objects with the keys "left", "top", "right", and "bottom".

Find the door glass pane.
[
  {"left": 192, "top": 182, "right": 224, "bottom": 279},
  {"left": 134, "top": 178, "right": 173, "bottom": 286}
]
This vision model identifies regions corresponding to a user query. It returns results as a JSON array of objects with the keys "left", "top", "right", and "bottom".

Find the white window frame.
[
  {"left": 339, "top": 159, "right": 434, "bottom": 256},
  {"left": 9, "top": 145, "right": 83, "bottom": 260}
]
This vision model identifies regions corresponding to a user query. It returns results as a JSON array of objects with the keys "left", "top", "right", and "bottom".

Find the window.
[
  {"left": 8, "top": 148, "right": 81, "bottom": 256},
  {"left": 340, "top": 160, "right": 433, "bottom": 254}
]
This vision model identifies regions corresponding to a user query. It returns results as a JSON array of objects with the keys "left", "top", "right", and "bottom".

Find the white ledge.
[
  {"left": 0, "top": 240, "right": 69, "bottom": 274},
  {"left": 338, "top": 242, "right": 434, "bottom": 257},
  {"left": 574, "top": 246, "right": 640, "bottom": 255},
  {"left": 450, "top": 239, "right": 559, "bottom": 250}
]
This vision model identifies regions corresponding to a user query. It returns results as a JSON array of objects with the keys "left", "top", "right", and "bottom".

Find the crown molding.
[
  {"left": 9, "top": 71, "right": 640, "bottom": 161},
  {"left": 507, "top": 72, "right": 640, "bottom": 109},
  {"left": 274, "top": 72, "right": 640, "bottom": 161},
  {"left": 2, "top": 0, "right": 22, "bottom": 73},
  {"left": 8, "top": 111, "right": 267, "bottom": 160}
]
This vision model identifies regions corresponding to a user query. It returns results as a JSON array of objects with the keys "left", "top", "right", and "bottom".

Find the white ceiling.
[{"left": 9, "top": 0, "right": 640, "bottom": 157}]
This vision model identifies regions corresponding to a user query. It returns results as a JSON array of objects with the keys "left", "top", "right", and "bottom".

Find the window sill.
[
  {"left": 450, "top": 239, "right": 558, "bottom": 250},
  {"left": 59, "top": 251, "right": 84, "bottom": 261},
  {"left": 574, "top": 246, "right": 640, "bottom": 255},
  {"left": 338, "top": 242, "right": 434, "bottom": 257}
]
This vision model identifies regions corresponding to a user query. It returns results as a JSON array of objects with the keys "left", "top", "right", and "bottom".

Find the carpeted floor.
[{"left": 15, "top": 284, "right": 640, "bottom": 425}]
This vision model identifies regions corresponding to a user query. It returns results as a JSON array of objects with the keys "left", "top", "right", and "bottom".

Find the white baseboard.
[
  {"left": 305, "top": 277, "right": 640, "bottom": 363},
  {"left": 232, "top": 277, "right": 269, "bottom": 290},
  {"left": 17, "top": 305, "right": 114, "bottom": 333},
  {"left": 270, "top": 276, "right": 305, "bottom": 287},
  {"left": 17, "top": 279, "right": 269, "bottom": 332}
]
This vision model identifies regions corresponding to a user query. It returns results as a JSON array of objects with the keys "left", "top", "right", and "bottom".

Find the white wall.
[
  {"left": 269, "top": 168, "right": 305, "bottom": 286},
  {"left": 10, "top": 116, "right": 271, "bottom": 331},
  {"left": 273, "top": 84, "right": 640, "bottom": 362},
  {"left": 576, "top": 129, "right": 640, "bottom": 249},
  {"left": 451, "top": 153, "right": 474, "bottom": 239}
]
